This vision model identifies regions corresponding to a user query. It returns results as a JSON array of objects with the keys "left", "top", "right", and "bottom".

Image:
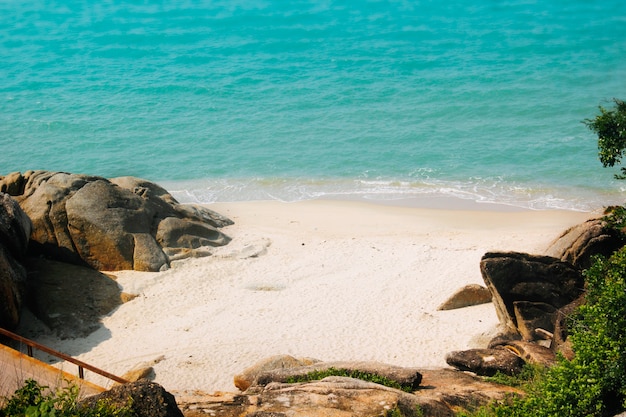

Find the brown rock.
[
  {"left": 445, "top": 348, "right": 525, "bottom": 376},
  {"left": 480, "top": 251, "right": 584, "bottom": 334},
  {"left": 496, "top": 340, "right": 557, "bottom": 367},
  {"left": 437, "top": 284, "right": 492, "bottom": 310},
  {"left": 513, "top": 301, "right": 557, "bottom": 341},
  {"left": 78, "top": 380, "right": 183, "bottom": 417},
  {"left": 545, "top": 217, "right": 625, "bottom": 270}
]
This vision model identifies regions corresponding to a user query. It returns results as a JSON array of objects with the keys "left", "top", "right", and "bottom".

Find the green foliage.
[
  {"left": 286, "top": 367, "right": 415, "bottom": 392},
  {"left": 483, "top": 363, "right": 546, "bottom": 389},
  {"left": 459, "top": 247, "right": 626, "bottom": 417},
  {"left": 584, "top": 98, "right": 626, "bottom": 179},
  {"left": 0, "top": 379, "right": 132, "bottom": 417}
]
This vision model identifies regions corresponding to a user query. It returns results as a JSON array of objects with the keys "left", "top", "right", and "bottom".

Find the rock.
[
  {"left": 495, "top": 340, "right": 557, "bottom": 368},
  {"left": 234, "top": 354, "right": 321, "bottom": 391},
  {"left": 26, "top": 257, "right": 125, "bottom": 338},
  {"left": 437, "top": 284, "right": 492, "bottom": 310},
  {"left": 480, "top": 252, "right": 584, "bottom": 334},
  {"left": 252, "top": 360, "right": 423, "bottom": 392},
  {"left": 179, "top": 368, "right": 522, "bottom": 417},
  {"left": 513, "top": 301, "right": 557, "bottom": 341},
  {"left": 0, "top": 193, "right": 31, "bottom": 257},
  {"left": 545, "top": 217, "right": 625, "bottom": 270},
  {"left": 78, "top": 380, "right": 184, "bottom": 417},
  {"left": 551, "top": 295, "right": 586, "bottom": 360},
  {"left": 446, "top": 348, "right": 525, "bottom": 376},
  {"left": 0, "top": 171, "right": 233, "bottom": 271},
  {"left": 119, "top": 356, "right": 164, "bottom": 383},
  {"left": 0, "top": 193, "right": 31, "bottom": 330}
]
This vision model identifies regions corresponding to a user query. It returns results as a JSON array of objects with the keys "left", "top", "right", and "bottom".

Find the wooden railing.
[{"left": 0, "top": 327, "right": 128, "bottom": 385}]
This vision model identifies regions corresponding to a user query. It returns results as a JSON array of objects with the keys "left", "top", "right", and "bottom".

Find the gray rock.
[
  {"left": 180, "top": 368, "right": 522, "bottom": 417},
  {"left": 0, "top": 171, "right": 233, "bottom": 272},
  {"left": 545, "top": 217, "right": 625, "bottom": 270},
  {"left": 513, "top": 301, "right": 557, "bottom": 342}
]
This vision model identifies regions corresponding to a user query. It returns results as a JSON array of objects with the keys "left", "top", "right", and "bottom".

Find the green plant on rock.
[
  {"left": 286, "top": 367, "right": 415, "bottom": 392},
  {"left": 0, "top": 379, "right": 131, "bottom": 417}
]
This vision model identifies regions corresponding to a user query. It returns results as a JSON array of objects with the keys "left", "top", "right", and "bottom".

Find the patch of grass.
[{"left": 286, "top": 367, "right": 415, "bottom": 393}]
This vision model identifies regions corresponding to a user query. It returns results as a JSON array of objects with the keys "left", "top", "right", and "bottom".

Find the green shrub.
[
  {"left": 459, "top": 246, "right": 626, "bottom": 417},
  {"left": 0, "top": 379, "right": 131, "bottom": 417}
]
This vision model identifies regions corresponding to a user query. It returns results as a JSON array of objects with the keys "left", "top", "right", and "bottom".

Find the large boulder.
[
  {"left": 78, "top": 380, "right": 184, "bottom": 417},
  {"left": 480, "top": 252, "right": 584, "bottom": 335},
  {"left": 545, "top": 217, "right": 625, "bottom": 270},
  {"left": 0, "top": 193, "right": 31, "bottom": 330},
  {"left": 0, "top": 171, "right": 233, "bottom": 272}
]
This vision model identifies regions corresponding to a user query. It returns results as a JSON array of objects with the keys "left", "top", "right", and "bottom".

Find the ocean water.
[{"left": 1, "top": 1, "right": 626, "bottom": 211}]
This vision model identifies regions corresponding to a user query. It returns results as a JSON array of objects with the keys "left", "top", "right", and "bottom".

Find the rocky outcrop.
[
  {"left": 0, "top": 171, "right": 233, "bottom": 272},
  {"left": 446, "top": 348, "right": 524, "bottom": 377},
  {"left": 0, "top": 193, "right": 32, "bottom": 330},
  {"left": 179, "top": 367, "right": 522, "bottom": 417},
  {"left": 479, "top": 252, "right": 584, "bottom": 336},
  {"left": 78, "top": 380, "right": 184, "bottom": 417}
]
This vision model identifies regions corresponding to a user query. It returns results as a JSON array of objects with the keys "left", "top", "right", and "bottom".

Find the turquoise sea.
[{"left": 1, "top": 1, "right": 626, "bottom": 211}]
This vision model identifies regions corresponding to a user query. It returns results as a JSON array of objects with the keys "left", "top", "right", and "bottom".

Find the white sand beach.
[{"left": 19, "top": 199, "right": 594, "bottom": 395}]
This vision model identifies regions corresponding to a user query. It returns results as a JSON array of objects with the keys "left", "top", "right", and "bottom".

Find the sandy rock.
[
  {"left": 252, "top": 360, "right": 423, "bottom": 392},
  {"left": 437, "top": 283, "right": 492, "bottom": 310}
]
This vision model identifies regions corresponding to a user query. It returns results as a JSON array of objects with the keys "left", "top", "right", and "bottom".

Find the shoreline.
[{"left": 20, "top": 199, "right": 594, "bottom": 394}]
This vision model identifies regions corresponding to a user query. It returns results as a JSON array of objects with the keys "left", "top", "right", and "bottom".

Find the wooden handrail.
[{"left": 0, "top": 327, "right": 128, "bottom": 385}]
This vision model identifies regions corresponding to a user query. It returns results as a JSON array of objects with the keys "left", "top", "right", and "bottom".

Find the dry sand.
[{"left": 20, "top": 199, "right": 594, "bottom": 395}]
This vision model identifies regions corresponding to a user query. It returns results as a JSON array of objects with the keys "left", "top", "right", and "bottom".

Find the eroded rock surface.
[
  {"left": 480, "top": 252, "right": 584, "bottom": 335},
  {"left": 0, "top": 171, "right": 233, "bottom": 272}
]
